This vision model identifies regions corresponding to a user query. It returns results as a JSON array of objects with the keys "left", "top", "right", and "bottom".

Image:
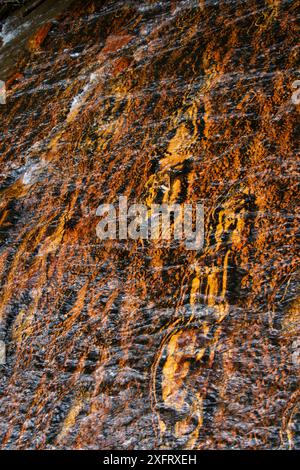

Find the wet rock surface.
[{"left": 0, "top": 0, "right": 299, "bottom": 449}]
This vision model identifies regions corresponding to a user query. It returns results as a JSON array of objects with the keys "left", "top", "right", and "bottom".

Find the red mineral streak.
[{"left": 27, "top": 22, "right": 52, "bottom": 51}]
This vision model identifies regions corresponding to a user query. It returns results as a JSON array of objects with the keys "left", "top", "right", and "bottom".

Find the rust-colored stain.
[
  {"left": 0, "top": 0, "right": 299, "bottom": 450},
  {"left": 27, "top": 23, "right": 52, "bottom": 51}
]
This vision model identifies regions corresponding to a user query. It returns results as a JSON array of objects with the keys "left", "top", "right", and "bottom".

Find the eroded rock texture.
[{"left": 0, "top": 0, "right": 299, "bottom": 449}]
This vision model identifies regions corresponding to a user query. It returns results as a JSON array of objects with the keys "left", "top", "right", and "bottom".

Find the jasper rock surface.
[{"left": 0, "top": 0, "right": 299, "bottom": 449}]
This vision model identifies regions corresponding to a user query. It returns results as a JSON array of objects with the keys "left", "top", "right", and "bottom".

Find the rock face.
[{"left": 0, "top": 0, "right": 299, "bottom": 450}]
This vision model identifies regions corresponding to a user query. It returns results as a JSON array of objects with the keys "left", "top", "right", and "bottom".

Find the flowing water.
[{"left": 0, "top": 0, "right": 299, "bottom": 450}]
